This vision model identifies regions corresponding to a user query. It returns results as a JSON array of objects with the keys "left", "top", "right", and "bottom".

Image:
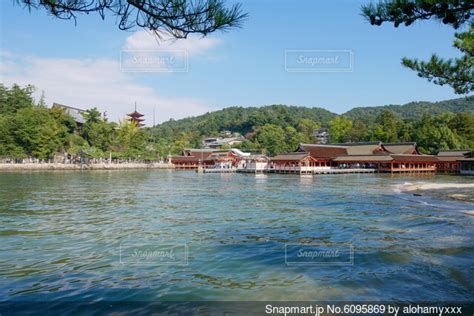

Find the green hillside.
[
  {"left": 152, "top": 96, "right": 474, "bottom": 155},
  {"left": 154, "top": 97, "right": 473, "bottom": 137},
  {"left": 1, "top": 83, "right": 473, "bottom": 160},
  {"left": 344, "top": 96, "right": 474, "bottom": 123},
  {"left": 154, "top": 104, "right": 336, "bottom": 138}
]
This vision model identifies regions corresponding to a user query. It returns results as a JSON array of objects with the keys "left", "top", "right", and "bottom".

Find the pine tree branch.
[
  {"left": 14, "top": 0, "right": 247, "bottom": 38},
  {"left": 361, "top": 0, "right": 474, "bottom": 28}
]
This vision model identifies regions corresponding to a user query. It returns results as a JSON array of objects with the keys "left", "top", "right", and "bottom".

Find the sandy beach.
[
  {"left": 400, "top": 182, "right": 474, "bottom": 203},
  {"left": 402, "top": 183, "right": 474, "bottom": 191}
]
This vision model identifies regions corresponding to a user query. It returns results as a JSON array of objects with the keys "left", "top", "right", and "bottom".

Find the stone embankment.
[{"left": 0, "top": 162, "right": 174, "bottom": 171}]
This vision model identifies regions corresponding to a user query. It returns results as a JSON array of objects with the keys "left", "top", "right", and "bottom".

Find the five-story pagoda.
[{"left": 127, "top": 103, "right": 145, "bottom": 127}]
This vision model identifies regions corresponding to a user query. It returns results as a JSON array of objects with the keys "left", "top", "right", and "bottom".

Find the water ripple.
[{"left": 0, "top": 171, "right": 473, "bottom": 302}]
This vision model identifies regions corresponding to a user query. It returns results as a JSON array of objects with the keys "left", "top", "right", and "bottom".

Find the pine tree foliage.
[
  {"left": 15, "top": 0, "right": 247, "bottom": 38},
  {"left": 361, "top": 0, "right": 473, "bottom": 28},
  {"left": 361, "top": 0, "right": 473, "bottom": 94},
  {"left": 402, "top": 25, "right": 473, "bottom": 94}
]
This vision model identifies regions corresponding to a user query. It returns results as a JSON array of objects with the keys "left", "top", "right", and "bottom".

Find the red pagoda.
[{"left": 127, "top": 103, "right": 145, "bottom": 127}]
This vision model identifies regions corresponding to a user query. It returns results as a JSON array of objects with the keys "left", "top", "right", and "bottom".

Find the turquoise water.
[{"left": 0, "top": 171, "right": 473, "bottom": 303}]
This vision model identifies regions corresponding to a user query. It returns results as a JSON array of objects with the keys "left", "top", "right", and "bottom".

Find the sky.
[{"left": 0, "top": 0, "right": 469, "bottom": 125}]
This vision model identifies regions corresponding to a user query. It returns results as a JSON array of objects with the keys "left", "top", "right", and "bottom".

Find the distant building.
[
  {"left": 203, "top": 134, "right": 245, "bottom": 148},
  {"left": 239, "top": 155, "right": 269, "bottom": 173},
  {"left": 219, "top": 130, "right": 234, "bottom": 138},
  {"left": 436, "top": 150, "right": 472, "bottom": 173},
  {"left": 169, "top": 142, "right": 473, "bottom": 174},
  {"left": 170, "top": 148, "right": 250, "bottom": 169},
  {"left": 437, "top": 150, "right": 471, "bottom": 158},
  {"left": 52, "top": 103, "right": 86, "bottom": 126},
  {"left": 459, "top": 158, "right": 474, "bottom": 175},
  {"left": 295, "top": 141, "right": 438, "bottom": 173},
  {"left": 313, "top": 128, "right": 328, "bottom": 144},
  {"left": 270, "top": 152, "right": 321, "bottom": 175}
]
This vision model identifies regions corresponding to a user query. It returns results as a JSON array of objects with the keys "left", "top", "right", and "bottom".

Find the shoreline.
[
  {"left": 401, "top": 183, "right": 474, "bottom": 191},
  {"left": 0, "top": 162, "right": 174, "bottom": 171},
  {"left": 400, "top": 182, "right": 474, "bottom": 204}
]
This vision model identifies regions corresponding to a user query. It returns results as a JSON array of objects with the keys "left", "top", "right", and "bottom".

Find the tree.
[
  {"left": 369, "top": 109, "right": 399, "bottom": 142},
  {"left": 37, "top": 91, "right": 46, "bottom": 107},
  {"left": 254, "top": 124, "right": 287, "bottom": 156},
  {"left": 82, "top": 108, "right": 102, "bottom": 124},
  {"left": 234, "top": 139, "right": 259, "bottom": 153},
  {"left": 361, "top": 0, "right": 473, "bottom": 28},
  {"left": 285, "top": 126, "right": 306, "bottom": 152},
  {"left": 67, "top": 134, "right": 90, "bottom": 158},
  {"left": 0, "top": 115, "right": 26, "bottom": 158},
  {"left": 12, "top": 107, "right": 64, "bottom": 159},
  {"left": 297, "top": 119, "right": 320, "bottom": 143},
  {"left": 0, "top": 84, "right": 66, "bottom": 159},
  {"left": 398, "top": 120, "right": 415, "bottom": 142},
  {"left": 448, "top": 112, "right": 474, "bottom": 149},
  {"left": 114, "top": 120, "right": 156, "bottom": 159},
  {"left": 328, "top": 116, "right": 353, "bottom": 143},
  {"left": 412, "top": 113, "right": 467, "bottom": 153},
  {"left": 82, "top": 108, "right": 114, "bottom": 152},
  {"left": 0, "top": 84, "right": 36, "bottom": 115},
  {"left": 402, "top": 25, "right": 473, "bottom": 94},
  {"left": 361, "top": 0, "right": 474, "bottom": 94},
  {"left": 15, "top": 0, "right": 247, "bottom": 39},
  {"left": 349, "top": 120, "right": 368, "bottom": 142}
]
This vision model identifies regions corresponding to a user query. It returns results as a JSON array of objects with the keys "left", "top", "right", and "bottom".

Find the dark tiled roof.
[
  {"left": 271, "top": 152, "right": 311, "bottom": 161},
  {"left": 169, "top": 156, "right": 201, "bottom": 162},
  {"left": 391, "top": 154, "right": 439, "bottom": 162},
  {"left": 459, "top": 158, "right": 474, "bottom": 162},
  {"left": 52, "top": 102, "right": 86, "bottom": 113},
  {"left": 346, "top": 144, "right": 386, "bottom": 155},
  {"left": 333, "top": 155, "right": 393, "bottom": 162},
  {"left": 383, "top": 142, "right": 417, "bottom": 146},
  {"left": 336, "top": 141, "right": 381, "bottom": 146},
  {"left": 52, "top": 102, "right": 86, "bottom": 124},
  {"left": 383, "top": 142, "right": 419, "bottom": 155},
  {"left": 204, "top": 152, "right": 235, "bottom": 161},
  {"left": 299, "top": 142, "right": 386, "bottom": 157},
  {"left": 183, "top": 149, "right": 220, "bottom": 159},
  {"left": 128, "top": 111, "right": 144, "bottom": 117},
  {"left": 243, "top": 155, "right": 269, "bottom": 161},
  {"left": 436, "top": 156, "right": 464, "bottom": 162},
  {"left": 298, "top": 144, "right": 348, "bottom": 158},
  {"left": 437, "top": 150, "right": 471, "bottom": 157}
]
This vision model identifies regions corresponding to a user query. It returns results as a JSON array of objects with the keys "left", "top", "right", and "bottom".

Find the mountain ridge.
[
  {"left": 344, "top": 96, "right": 474, "bottom": 122},
  {"left": 153, "top": 96, "right": 473, "bottom": 137}
]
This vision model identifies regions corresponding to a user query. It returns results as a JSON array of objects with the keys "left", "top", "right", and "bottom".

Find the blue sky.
[{"left": 0, "top": 0, "right": 467, "bottom": 124}]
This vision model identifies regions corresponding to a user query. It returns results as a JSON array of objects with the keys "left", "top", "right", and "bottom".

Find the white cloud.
[
  {"left": 0, "top": 31, "right": 223, "bottom": 125},
  {"left": 123, "top": 30, "right": 221, "bottom": 56}
]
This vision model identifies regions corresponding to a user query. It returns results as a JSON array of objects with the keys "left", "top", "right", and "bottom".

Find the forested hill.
[
  {"left": 155, "top": 105, "right": 336, "bottom": 138},
  {"left": 154, "top": 97, "right": 473, "bottom": 136},
  {"left": 1, "top": 83, "right": 473, "bottom": 160},
  {"left": 344, "top": 96, "right": 474, "bottom": 123}
]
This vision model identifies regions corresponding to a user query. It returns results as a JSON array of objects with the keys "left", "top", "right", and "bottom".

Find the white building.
[
  {"left": 238, "top": 155, "right": 269, "bottom": 173},
  {"left": 203, "top": 135, "right": 245, "bottom": 148}
]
